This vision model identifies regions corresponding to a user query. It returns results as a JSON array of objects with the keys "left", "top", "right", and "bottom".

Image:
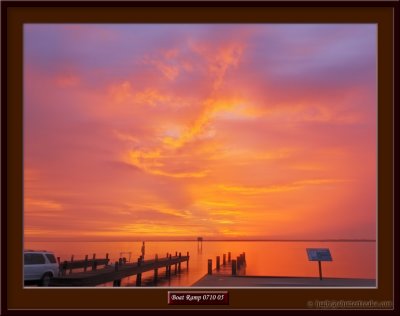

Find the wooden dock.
[{"left": 51, "top": 252, "right": 189, "bottom": 287}]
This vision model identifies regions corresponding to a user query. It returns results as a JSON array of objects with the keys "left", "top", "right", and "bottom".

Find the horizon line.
[{"left": 26, "top": 238, "right": 377, "bottom": 242}]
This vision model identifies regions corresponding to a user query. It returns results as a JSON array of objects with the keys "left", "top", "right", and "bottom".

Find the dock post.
[
  {"left": 106, "top": 253, "right": 109, "bottom": 265},
  {"left": 167, "top": 254, "right": 172, "bottom": 278},
  {"left": 236, "top": 256, "right": 240, "bottom": 270},
  {"left": 113, "top": 279, "right": 121, "bottom": 287},
  {"left": 69, "top": 255, "right": 74, "bottom": 274},
  {"left": 92, "top": 254, "right": 97, "bottom": 271},
  {"left": 136, "top": 257, "right": 142, "bottom": 286},
  {"left": 84, "top": 255, "right": 88, "bottom": 272},
  {"left": 178, "top": 252, "right": 181, "bottom": 272},
  {"left": 216, "top": 256, "right": 220, "bottom": 271},
  {"left": 232, "top": 260, "right": 237, "bottom": 275},
  {"left": 175, "top": 251, "right": 178, "bottom": 257},
  {"left": 318, "top": 261, "right": 323, "bottom": 280},
  {"left": 62, "top": 261, "right": 67, "bottom": 276},
  {"left": 113, "top": 262, "right": 121, "bottom": 287},
  {"left": 223, "top": 254, "right": 226, "bottom": 266},
  {"left": 187, "top": 251, "right": 190, "bottom": 269},
  {"left": 228, "top": 252, "right": 231, "bottom": 262},
  {"left": 165, "top": 254, "right": 169, "bottom": 277},
  {"left": 208, "top": 259, "right": 212, "bottom": 275},
  {"left": 154, "top": 254, "right": 158, "bottom": 283}
]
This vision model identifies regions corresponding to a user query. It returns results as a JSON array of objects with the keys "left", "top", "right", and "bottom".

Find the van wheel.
[{"left": 40, "top": 273, "right": 52, "bottom": 286}]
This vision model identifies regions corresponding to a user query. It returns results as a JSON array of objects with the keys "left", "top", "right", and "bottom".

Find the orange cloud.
[
  {"left": 218, "top": 178, "right": 352, "bottom": 195},
  {"left": 123, "top": 149, "right": 209, "bottom": 178}
]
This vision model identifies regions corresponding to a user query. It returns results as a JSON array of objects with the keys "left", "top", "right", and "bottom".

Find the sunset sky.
[{"left": 24, "top": 24, "right": 377, "bottom": 241}]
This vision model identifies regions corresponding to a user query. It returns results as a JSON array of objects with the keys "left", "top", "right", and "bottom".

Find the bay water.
[{"left": 24, "top": 240, "right": 376, "bottom": 287}]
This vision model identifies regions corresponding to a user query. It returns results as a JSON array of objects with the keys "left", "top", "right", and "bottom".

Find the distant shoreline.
[{"left": 27, "top": 239, "right": 376, "bottom": 243}]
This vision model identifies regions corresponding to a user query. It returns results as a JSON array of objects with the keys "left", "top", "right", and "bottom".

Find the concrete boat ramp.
[{"left": 192, "top": 274, "right": 376, "bottom": 287}]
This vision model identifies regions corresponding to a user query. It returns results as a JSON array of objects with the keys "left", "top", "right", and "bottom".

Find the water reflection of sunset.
[{"left": 24, "top": 24, "right": 376, "bottom": 242}]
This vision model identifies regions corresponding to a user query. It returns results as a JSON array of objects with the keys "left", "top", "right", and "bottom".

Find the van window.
[
  {"left": 45, "top": 253, "right": 57, "bottom": 263},
  {"left": 24, "top": 253, "right": 46, "bottom": 265}
]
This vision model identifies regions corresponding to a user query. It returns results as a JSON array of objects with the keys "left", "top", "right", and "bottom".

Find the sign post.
[
  {"left": 306, "top": 248, "right": 332, "bottom": 280},
  {"left": 318, "top": 260, "right": 322, "bottom": 280}
]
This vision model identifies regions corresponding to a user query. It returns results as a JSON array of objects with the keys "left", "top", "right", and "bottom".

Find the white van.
[{"left": 24, "top": 250, "right": 59, "bottom": 286}]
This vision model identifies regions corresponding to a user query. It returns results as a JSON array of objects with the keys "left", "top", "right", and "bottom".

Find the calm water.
[{"left": 25, "top": 241, "right": 376, "bottom": 287}]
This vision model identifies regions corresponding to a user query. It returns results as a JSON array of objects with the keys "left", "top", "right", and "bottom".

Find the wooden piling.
[
  {"left": 223, "top": 254, "right": 226, "bottom": 265},
  {"left": 92, "top": 254, "right": 97, "bottom": 271},
  {"left": 318, "top": 261, "right": 323, "bottom": 280},
  {"left": 216, "top": 256, "right": 220, "bottom": 270},
  {"left": 232, "top": 259, "right": 237, "bottom": 275},
  {"left": 69, "top": 255, "right": 74, "bottom": 274},
  {"left": 167, "top": 254, "right": 172, "bottom": 278},
  {"left": 136, "top": 274, "right": 142, "bottom": 286},
  {"left": 154, "top": 254, "right": 158, "bottom": 283},
  {"left": 136, "top": 257, "right": 142, "bottom": 286},
  {"left": 113, "top": 279, "right": 121, "bottom": 287},
  {"left": 113, "top": 262, "right": 121, "bottom": 287},
  {"left": 178, "top": 252, "right": 181, "bottom": 272},
  {"left": 187, "top": 251, "right": 190, "bottom": 269},
  {"left": 62, "top": 261, "right": 67, "bottom": 276},
  {"left": 84, "top": 255, "right": 88, "bottom": 272},
  {"left": 236, "top": 256, "right": 241, "bottom": 270},
  {"left": 228, "top": 252, "right": 231, "bottom": 262},
  {"left": 208, "top": 259, "right": 212, "bottom": 275}
]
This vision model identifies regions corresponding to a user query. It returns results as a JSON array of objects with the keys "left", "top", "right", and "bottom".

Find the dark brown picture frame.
[{"left": 1, "top": 0, "right": 398, "bottom": 312}]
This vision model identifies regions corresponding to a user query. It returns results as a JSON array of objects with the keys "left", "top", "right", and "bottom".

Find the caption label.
[{"left": 168, "top": 291, "right": 229, "bottom": 305}]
